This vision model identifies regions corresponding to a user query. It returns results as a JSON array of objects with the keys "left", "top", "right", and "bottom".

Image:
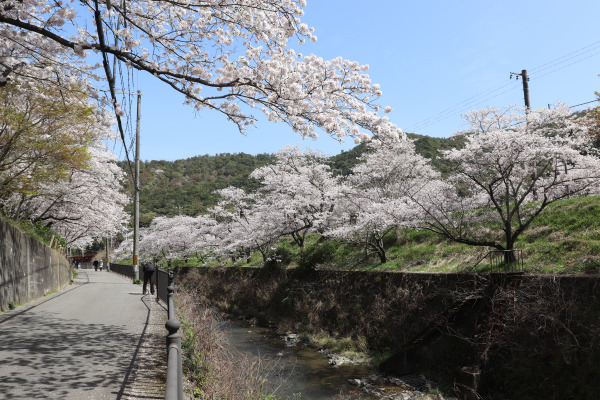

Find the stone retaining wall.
[
  {"left": 176, "top": 266, "right": 600, "bottom": 400},
  {"left": 0, "top": 219, "right": 71, "bottom": 311}
]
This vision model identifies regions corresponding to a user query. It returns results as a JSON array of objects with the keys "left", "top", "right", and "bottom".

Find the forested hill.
[
  {"left": 329, "top": 133, "right": 465, "bottom": 176},
  {"left": 119, "top": 153, "right": 275, "bottom": 225},
  {"left": 120, "top": 133, "right": 464, "bottom": 226}
]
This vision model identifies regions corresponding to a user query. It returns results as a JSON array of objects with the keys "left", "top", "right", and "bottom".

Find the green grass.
[
  {"left": 312, "top": 195, "right": 600, "bottom": 274},
  {"left": 371, "top": 196, "right": 600, "bottom": 274},
  {"left": 116, "top": 196, "right": 600, "bottom": 275},
  {"left": 0, "top": 214, "right": 66, "bottom": 248},
  {"left": 509, "top": 196, "right": 600, "bottom": 273}
]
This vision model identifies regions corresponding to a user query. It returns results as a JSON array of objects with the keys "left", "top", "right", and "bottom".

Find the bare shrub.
[
  {"left": 177, "top": 287, "right": 293, "bottom": 399},
  {"left": 480, "top": 276, "right": 600, "bottom": 399}
]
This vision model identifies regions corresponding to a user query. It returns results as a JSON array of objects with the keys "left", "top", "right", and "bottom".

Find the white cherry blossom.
[
  {"left": 0, "top": 0, "right": 402, "bottom": 143},
  {"left": 415, "top": 104, "right": 600, "bottom": 257},
  {"left": 327, "top": 136, "right": 437, "bottom": 263}
]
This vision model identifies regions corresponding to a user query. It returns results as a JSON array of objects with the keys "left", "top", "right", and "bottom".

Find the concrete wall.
[{"left": 0, "top": 219, "right": 71, "bottom": 311}]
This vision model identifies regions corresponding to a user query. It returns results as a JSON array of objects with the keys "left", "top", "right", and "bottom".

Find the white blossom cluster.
[
  {"left": 1, "top": 0, "right": 401, "bottom": 142},
  {"left": 115, "top": 105, "right": 600, "bottom": 265},
  {"left": 0, "top": 81, "right": 130, "bottom": 248},
  {"left": 1, "top": 135, "right": 130, "bottom": 249},
  {"left": 415, "top": 104, "right": 600, "bottom": 250}
]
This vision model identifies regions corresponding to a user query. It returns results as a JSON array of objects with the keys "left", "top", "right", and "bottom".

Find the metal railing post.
[
  {"left": 167, "top": 271, "right": 174, "bottom": 317},
  {"left": 164, "top": 271, "right": 183, "bottom": 400},
  {"left": 156, "top": 266, "right": 162, "bottom": 303}
]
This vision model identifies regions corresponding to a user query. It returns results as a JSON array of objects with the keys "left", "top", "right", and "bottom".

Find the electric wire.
[
  {"left": 528, "top": 40, "right": 600, "bottom": 75},
  {"left": 409, "top": 80, "right": 518, "bottom": 130},
  {"left": 530, "top": 49, "right": 600, "bottom": 82},
  {"left": 408, "top": 81, "right": 522, "bottom": 132},
  {"left": 571, "top": 99, "right": 597, "bottom": 109},
  {"left": 408, "top": 39, "right": 600, "bottom": 135}
]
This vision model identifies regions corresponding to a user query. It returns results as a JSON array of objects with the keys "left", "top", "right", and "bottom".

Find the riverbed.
[{"left": 221, "top": 318, "right": 379, "bottom": 399}]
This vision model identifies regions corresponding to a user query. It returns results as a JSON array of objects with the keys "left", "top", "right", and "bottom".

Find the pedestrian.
[
  {"left": 99, "top": 260, "right": 103, "bottom": 271},
  {"left": 93, "top": 260, "right": 99, "bottom": 271},
  {"left": 142, "top": 261, "right": 156, "bottom": 295}
]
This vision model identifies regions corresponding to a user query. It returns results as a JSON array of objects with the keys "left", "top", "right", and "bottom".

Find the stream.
[{"left": 221, "top": 318, "right": 379, "bottom": 399}]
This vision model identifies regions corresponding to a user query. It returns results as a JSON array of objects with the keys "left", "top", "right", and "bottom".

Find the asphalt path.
[{"left": 0, "top": 269, "right": 156, "bottom": 399}]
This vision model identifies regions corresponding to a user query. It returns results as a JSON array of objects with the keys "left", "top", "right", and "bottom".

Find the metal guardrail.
[
  {"left": 110, "top": 264, "right": 183, "bottom": 398},
  {"left": 468, "top": 249, "right": 524, "bottom": 273},
  {"left": 110, "top": 264, "right": 167, "bottom": 302},
  {"left": 488, "top": 249, "right": 523, "bottom": 273},
  {"left": 111, "top": 264, "right": 161, "bottom": 300},
  {"left": 164, "top": 271, "right": 184, "bottom": 400},
  {"left": 156, "top": 267, "right": 169, "bottom": 304},
  {"left": 110, "top": 263, "right": 137, "bottom": 280}
]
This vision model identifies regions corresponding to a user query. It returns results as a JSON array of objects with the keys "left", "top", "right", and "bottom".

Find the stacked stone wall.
[{"left": 177, "top": 266, "right": 600, "bottom": 399}]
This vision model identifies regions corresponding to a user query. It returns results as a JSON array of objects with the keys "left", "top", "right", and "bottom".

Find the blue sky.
[{"left": 118, "top": 1, "right": 600, "bottom": 161}]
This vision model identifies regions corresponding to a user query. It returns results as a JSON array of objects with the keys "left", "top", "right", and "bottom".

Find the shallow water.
[{"left": 221, "top": 319, "right": 377, "bottom": 399}]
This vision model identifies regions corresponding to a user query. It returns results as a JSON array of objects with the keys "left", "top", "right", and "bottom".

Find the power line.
[
  {"left": 481, "top": 99, "right": 597, "bottom": 129},
  {"left": 571, "top": 99, "right": 597, "bottom": 109},
  {"left": 407, "top": 39, "right": 600, "bottom": 134},
  {"left": 529, "top": 39, "right": 600, "bottom": 75},
  {"left": 408, "top": 80, "right": 521, "bottom": 132},
  {"left": 530, "top": 49, "right": 600, "bottom": 81}
]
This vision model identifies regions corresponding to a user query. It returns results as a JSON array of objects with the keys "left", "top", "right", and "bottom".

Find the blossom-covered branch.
[{"left": 1, "top": 0, "right": 401, "bottom": 142}]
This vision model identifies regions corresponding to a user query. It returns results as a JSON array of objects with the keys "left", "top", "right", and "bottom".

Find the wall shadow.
[{"left": 0, "top": 293, "right": 162, "bottom": 399}]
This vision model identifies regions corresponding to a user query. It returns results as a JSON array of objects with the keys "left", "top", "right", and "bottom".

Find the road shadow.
[{"left": 0, "top": 294, "right": 163, "bottom": 399}]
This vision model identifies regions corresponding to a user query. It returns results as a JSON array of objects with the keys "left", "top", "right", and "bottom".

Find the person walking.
[{"left": 142, "top": 261, "right": 156, "bottom": 295}]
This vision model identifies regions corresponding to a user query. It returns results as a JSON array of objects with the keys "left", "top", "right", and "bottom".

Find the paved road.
[{"left": 0, "top": 269, "right": 164, "bottom": 399}]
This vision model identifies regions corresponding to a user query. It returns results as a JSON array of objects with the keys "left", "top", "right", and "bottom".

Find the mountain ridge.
[{"left": 119, "top": 133, "right": 463, "bottom": 225}]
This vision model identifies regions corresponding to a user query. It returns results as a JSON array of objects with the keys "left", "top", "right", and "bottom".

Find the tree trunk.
[
  {"left": 378, "top": 250, "right": 387, "bottom": 264},
  {"left": 259, "top": 248, "right": 267, "bottom": 263},
  {"left": 370, "top": 236, "right": 387, "bottom": 264},
  {"left": 291, "top": 231, "right": 304, "bottom": 248},
  {"left": 504, "top": 239, "right": 516, "bottom": 268}
]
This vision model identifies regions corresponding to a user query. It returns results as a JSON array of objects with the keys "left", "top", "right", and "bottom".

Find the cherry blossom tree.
[
  {"left": 138, "top": 215, "right": 195, "bottom": 261},
  {"left": 0, "top": 83, "right": 98, "bottom": 200},
  {"left": 1, "top": 0, "right": 401, "bottom": 145},
  {"left": 328, "top": 137, "right": 437, "bottom": 263},
  {"left": 2, "top": 137, "right": 130, "bottom": 249},
  {"left": 209, "top": 187, "right": 282, "bottom": 263},
  {"left": 415, "top": 104, "right": 600, "bottom": 263},
  {"left": 131, "top": 214, "right": 217, "bottom": 263},
  {"left": 249, "top": 145, "right": 341, "bottom": 248}
]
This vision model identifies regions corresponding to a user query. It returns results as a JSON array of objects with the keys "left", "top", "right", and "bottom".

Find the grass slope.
[
  {"left": 387, "top": 195, "right": 600, "bottom": 274},
  {"left": 191, "top": 195, "right": 600, "bottom": 275}
]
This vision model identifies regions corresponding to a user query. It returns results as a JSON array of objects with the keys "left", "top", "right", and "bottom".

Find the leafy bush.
[
  {"left": 297, "top": 240, "right": 340, "bottom": 272},
  {"left": 581, "top": 258, "right": 600, "bottom": 274},
  {"left": 263, "top": 246, "right": 293, "bottom": 269},
  {"left": 1, "top": 214, "right": 65, "bottom": 248}
]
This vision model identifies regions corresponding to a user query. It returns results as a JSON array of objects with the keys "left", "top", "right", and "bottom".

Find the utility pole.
[
  {"left": 105, "top": 234, "right": 111, "bottom": 271},
  {"left": 133, "top": 90, "right": 141, "bottom": 281},
  {"left": 510, "top": 69, "right": 530, "bottom": 111}
]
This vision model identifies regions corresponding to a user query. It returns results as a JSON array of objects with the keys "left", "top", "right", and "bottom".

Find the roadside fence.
[
  {"left": 164, "top": 270, "right": 184, "bottom": 400},
  {"left": 108, "top": 264, "right": 183, "bottom": 399}
]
